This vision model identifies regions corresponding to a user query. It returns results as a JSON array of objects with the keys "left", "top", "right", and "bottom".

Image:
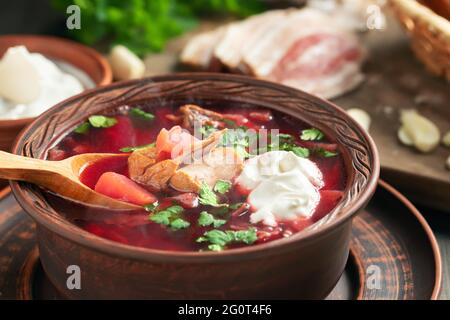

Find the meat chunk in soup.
[
  {"left": 128, "top": 146, "right": 157, "bottom": 179},
  {"left": 170, "top": 147, "right": 244, "bottom": 193},
  {"left": 179, "top": 104, "right": 224, "bottom": 130},
  {"left": 131, "top": 159, "right": 179, "bottom": 191}
]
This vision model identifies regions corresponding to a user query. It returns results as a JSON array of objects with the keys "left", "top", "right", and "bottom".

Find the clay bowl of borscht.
[{"left": 10, "top": 73, "right": 379, "bottom": 299}]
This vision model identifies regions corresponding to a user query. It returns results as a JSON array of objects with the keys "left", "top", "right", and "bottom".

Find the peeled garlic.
[
  {"left": 347, "top": 108, "right": 371, "bottom": 131},
  {"left": 0, "top": 46, "right": 41, "bottom": 104},
  {"left": 443, "top": 131, "right": 450, "bottom": 148},
  {"left": 109, "top": 45, "right": 145, "bottom": 81},
  {"left": 398, "top": 109, "right": 440, "bottom": 153},
  {"left": 398, "top": 127, "right": 413, "bottom": 146}
]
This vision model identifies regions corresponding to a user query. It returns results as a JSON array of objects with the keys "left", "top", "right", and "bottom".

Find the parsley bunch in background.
[{"left": 52, "top": 0, "right": 265, "bottom": 56}]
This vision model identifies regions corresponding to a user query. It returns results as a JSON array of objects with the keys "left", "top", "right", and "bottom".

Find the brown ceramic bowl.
[
  {"left": 10, "top": 73, "right": 379, "bottom": 299},
  {"left": 0, "top": 35, "right": 112, "bottom": 152}
]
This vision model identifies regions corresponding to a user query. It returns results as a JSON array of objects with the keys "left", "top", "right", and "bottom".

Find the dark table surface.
[{"left": 1, "top": 0, "right": 449, "bottom": 300}]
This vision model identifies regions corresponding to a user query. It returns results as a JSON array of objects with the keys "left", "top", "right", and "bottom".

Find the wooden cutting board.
[
  {"left": 141, "top": 13, "right": 450, "bottom": 211},
  {"left": 334, "top": 16, "right": 450, "bottom": 211}
]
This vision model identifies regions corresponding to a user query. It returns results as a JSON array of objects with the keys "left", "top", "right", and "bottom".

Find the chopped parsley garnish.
[
  {"left": 229, "top": 202, "right": 244, "bottom": 210},
  {"left": 211, "top": 205, "right": 231, "bottom": 216},
  {"left": 301, "top": 128, "right": 324, "bottom": 141},
  {"left": 213, "top": 180, "right": 231, "bottom": 194},
  {"left": 198, "top": 211, "right": 227, "bottom": 228},
  {"left": 130, "top": 107, "right": 154, "bottom": 120},
  {"left": 73, "top": 115, "right": 117, "bottom": 134},
  {"left": 198, "top": 181, "right": 220, "bottom": 207},
  {"left": 170, "top": 218, "right": 191, "bottom": 230},
  {"left": 197, "top": 228, "right": 257, "bottom": 251},
  {"left": 219, "top": 128, "right": 250, "bottom": 159},
  {"left": 265, "top": 133, "right": 310, "bottom": 158},
  {"left": 207, "top": 244, "right": 224, "bottom": 252},
  {"left": 223, "top": 118, "right": 238, "bottom": 128},
  {"left": 315, "top": 148, "right": 338, "bottom": 158},
  {"left": 199, "top": 124, "right": 217, "bottom": 137},
  {"left": 88, "top": 115, "right": 117, "bottom": 128},
  {"left": 290, "top": 146, "right": 310, "bottom": 158},
  {"left": 149, "top": 205, "right": 190, "bottom": 230},
  {"left": 74, "top": 122, "right": 90, "bottom": 134},
  {"left": 120, "top": 142, "right": 156, "bottom": 152},
  {"left": 276, "top": 133, "right": 295, "bottom": 141},
  {"left": 143, "top": 201, "right": 159, "bottom": 213}
]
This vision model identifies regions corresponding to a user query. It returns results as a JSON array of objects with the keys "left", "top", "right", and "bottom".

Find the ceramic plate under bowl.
[{"left": 0, "top": 180, "right": 441, "bottom": 300}]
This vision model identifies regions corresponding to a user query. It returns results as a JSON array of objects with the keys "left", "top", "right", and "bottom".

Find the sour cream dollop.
[
  {"left": 0, "top": 46, "right": 84, "bottom": 119},
  {"left": 235, "top": 151, "right": 323, "bottom": 226}
]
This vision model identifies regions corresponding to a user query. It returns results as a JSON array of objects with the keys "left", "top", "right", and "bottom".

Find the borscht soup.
[{"left": 47, "top": 103, "right": 346, "bottom": 252}]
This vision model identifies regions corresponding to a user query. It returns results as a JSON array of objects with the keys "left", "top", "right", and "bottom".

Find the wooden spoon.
[{"left": 0, "top": 151, "right": 140, "bottom": 210}]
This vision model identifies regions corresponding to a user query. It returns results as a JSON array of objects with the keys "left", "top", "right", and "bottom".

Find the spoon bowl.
[{"left": 0, "top": 151, "right": 139, "bottom": 210}]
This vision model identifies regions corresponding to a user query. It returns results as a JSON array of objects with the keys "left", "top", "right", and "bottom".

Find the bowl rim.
[
  {"left": 10, "top": 73, "right": 380, "bottom": 262},
  {"left": 0, "top": 34, "right": 112, "bottom": 126}
]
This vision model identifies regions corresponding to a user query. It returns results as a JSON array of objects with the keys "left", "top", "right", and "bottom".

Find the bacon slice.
[
  {"left": 180, "top": 27, "right": 226, "bottom": 70},
  {"left": 241, "top": 9, "right": 364, "bottom": 98},
  {"left": 213, "top": 9, "right": 288, "bottom": 71},
  {"left": 181, "top": 8, "right": 365, "bottom": 99}
]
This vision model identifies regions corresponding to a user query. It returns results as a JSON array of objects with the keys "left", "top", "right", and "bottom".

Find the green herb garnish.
[
  {"left": 291, "top": 146, "right": 310, "bottom": 158},
  {"left": 277, "top": 133, "right": 295, "bottom": 141},
  {"left": 88, "top": 115, "right": 117, "bottom": 128},
  {"left": 74, "top": 122, "right": 90, "bottom": 134},
  {"left": 219, "top": 128, "right": 251, "bottom": 159},
  {"left": 315, "top": 148, "right": 338, "bottom": 158},
  {"left": 73, "top": 115, "right": 117, "bottom": 134},
  {"left": 198, "top": 181, "right": 219, "bottom": 207},
  {"left": 196, "top": 228, "right": 257, "bottom": 251},
  {"left": 266, "top": 134, "right": 310, "bottom": 158},
  {"left": 143, "top": 201, "right": 159, "bottom": 213},
  {"left": 149, "top": 205, "right": 189, "bottom": 230},
  {"left": 223, "top": 118, "right": 237, "bottom": 128},
  {"left": 130, "top": 108, "right": 154, "bottom": 121},
  {"left": 301, "top": 128, "right": 324, "bottom": 141},
  {"left": 229, "top": 202, "right": 244, "bottom": 210},
  {"left": 213, "top": 180, "right": 231, "bottom": 194},
  {"left": 120, "top": 142, "right": 156, "bottom": 153},
  {"left": 198, "top": 211, "right": 227, "bottom": 228},
  {"left": 170, "top": 218, "right": 191, "bottom": 230},
  {"left": 207, "top": 244, "right": 223, "bottom": 252},
  {"left": 199, "top": 124, "right": 217, "bottom": 137},
  {"left": 51, "top": 0, "right": 265, "bottom": 56}
]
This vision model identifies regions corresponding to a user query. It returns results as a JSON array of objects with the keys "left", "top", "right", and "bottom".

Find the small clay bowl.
[
  {"left": 10, "top": 73, "right": 379, "bottom": 299},
  {"left": 0, "top": 35, "right": 112, "bottom": 152}
]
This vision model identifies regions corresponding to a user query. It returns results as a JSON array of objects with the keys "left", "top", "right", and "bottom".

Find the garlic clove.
[
  {"left": 398, "top": 126, "right": 413, "bottom": 146},
  {"left": 109, "top": 45, "right": 145, "bottom": 81},
  {"left": 399, "top": 109, "right": 440, "bottom": 153},
  {"left": 442, "top": 131, "right": 450, "bottom": 148},
  {"left": 347, "top": 108, "right": 371, "bottom": 131},
  {"left": 0, "top": 46, "right": 41, "bottom": 104}
]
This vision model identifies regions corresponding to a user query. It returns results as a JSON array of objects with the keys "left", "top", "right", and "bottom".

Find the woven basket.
[{"left": 389, "top": 0, "right": 450, "bottom": 82}]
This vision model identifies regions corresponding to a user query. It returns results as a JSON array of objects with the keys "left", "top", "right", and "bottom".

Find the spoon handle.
[{"left": 0, "top": 150, "right": 60, "bottom": 182}]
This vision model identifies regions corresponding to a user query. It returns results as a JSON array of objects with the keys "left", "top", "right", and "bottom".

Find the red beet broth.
[{"left": 47, "top": 103, "right": 347, "bottom": 252}]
